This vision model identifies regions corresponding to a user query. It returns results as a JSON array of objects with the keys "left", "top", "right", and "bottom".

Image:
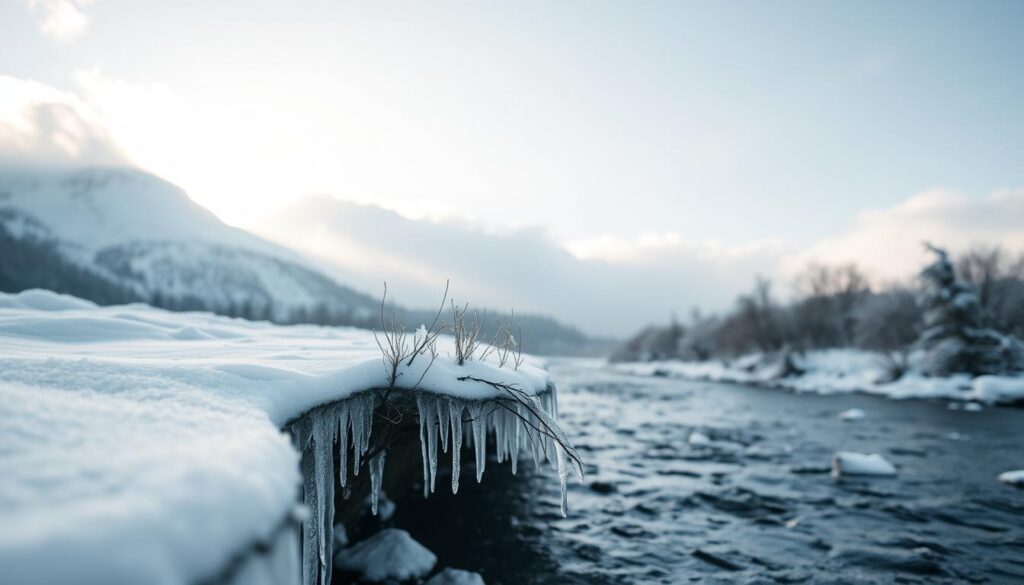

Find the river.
[{"left": 389, "top": 358, "right": 1024, "bottom": 584}]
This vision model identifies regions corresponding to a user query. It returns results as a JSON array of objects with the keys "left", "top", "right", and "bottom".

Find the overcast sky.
[{"left": 2, "top": 1, "right": 1023, "bottom": 334}]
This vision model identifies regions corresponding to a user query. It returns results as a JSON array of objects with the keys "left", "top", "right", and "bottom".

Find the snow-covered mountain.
[
  {"left": 0, "top": 166, "right": 380, "bottom": 321},
  {"left": 0, "top": 165, "right": 609, "bottom": 354}
]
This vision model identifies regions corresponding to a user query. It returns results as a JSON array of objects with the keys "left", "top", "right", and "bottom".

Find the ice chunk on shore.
[
  {"left": 998, "top": 469, "right": 1024, "bottom": 486},
  {"left": 688, "top": 431, "right": 712, "bottom": 446},
  {"left": 832, "top": 452, "right": 897, "bottom": 477},
  {"left": 426, "top": 568, "right": 487, "bottom": 585},
  {"left": 838, "top": 408, "right": 865, "bottom": 421},
  {"left": 334, "top": 529, "right": 437, "bottom": 582},
  {"left": 971, "top": 376, "right": 1024, "bottom": 404}
]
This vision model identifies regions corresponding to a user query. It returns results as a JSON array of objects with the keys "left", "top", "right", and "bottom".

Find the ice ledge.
[
  {"left": 284, "top": 383, "right": 582, "bottom": 585},
  {"left": 0, "top": 290, "right": 580, "bottom": 585}
]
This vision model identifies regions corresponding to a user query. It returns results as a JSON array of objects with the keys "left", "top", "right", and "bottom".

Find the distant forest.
[
  {"left": 612, "top": 245, "right": 1024, "bottom": 376},
  {"left": 0, "top": 222, "right": 608, "bottom": 356}
]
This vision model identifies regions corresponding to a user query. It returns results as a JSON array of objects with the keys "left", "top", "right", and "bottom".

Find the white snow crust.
[
  {"left": 0, "top": 289, "right": 554, "bottom": 585},
  {"left": 614, "top": 348, "right": 1024, "bottom": 404}
]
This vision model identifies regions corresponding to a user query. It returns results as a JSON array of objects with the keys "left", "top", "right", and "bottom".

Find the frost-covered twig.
[
  {"left": 456, "top": 375, "right": 584, "bottom": 474},
  {"left": 406, "top": 280, "right": 449, "bottom": 367},
  {"left": 450, "top": 301, "right": 483, "bottom": 365},
  {"left": 513, "top": 325, "right": 525, "bottom": 371},
  {"left": 373, "top": 282, "right": 411, "bottom": 387},
  {"left": 489, "top": 310, "right": 517, "bottom": 368}
]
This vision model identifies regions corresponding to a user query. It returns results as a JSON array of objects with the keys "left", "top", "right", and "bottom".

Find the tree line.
[{"left": 611, "top": 245, "right": 1024, "bottom": 378}]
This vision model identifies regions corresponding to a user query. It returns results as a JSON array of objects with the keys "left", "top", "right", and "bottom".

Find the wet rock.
[
  {"left": 692, "top": 548, "right": 743, "bottom": 571},
  {"left": 790, "top": 463, "right": 832, "bottom": 474},
  {"left": 610, "top": 523, "right": 655, "bottom": 539},
  {"left": 696, "top": 487, "right": 790, "bottom": 519},
  {"left": 656, "top": 468, "right": 701, "bottom": 478},
  {"left": 828, "top": 545, "right": 946, "bottom": 576},
  {"left": 589, "top": 481, "right": 618, "bottom": 494}
]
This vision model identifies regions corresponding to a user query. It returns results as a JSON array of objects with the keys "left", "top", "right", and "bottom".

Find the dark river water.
[{"left": 389, "top": 359, "right": 1024, "bottom": 584}]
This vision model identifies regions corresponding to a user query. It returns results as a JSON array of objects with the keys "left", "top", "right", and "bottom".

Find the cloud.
[
  {"left": 0, "top": 76, "right": 125, "bottom": 166},
  {"left": 255, "top": 197, "right": 789, "bottom": 336},
  {"left": 788, "top": 189, "right": 1024, "bottom": 283},
  {"left": 24, "top": 0, "right": 94, "bottom": 42},
  {"left": 260, "top": 189, "right": 1024, "bottom": 337}
]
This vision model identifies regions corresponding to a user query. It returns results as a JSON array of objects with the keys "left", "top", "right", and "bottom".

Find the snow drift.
[
  {"left": 613, "top": 348, "right": 1024, "bottom": 404},
  {"left": 0, "top": 289, "right": 580, "bottom": 585}
]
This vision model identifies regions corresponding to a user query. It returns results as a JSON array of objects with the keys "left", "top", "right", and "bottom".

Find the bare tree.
[
  {"left": 854, "top": 287, "right": 922, "bottom": 381},
  {"left": 957, "top": 246, "right": 1024, "bottom": 337},
  {"left": 791, "top": 262, "right": 871, "bottom": 348}
]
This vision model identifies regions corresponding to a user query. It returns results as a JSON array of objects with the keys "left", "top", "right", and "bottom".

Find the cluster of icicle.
[
  {"left": 288, "top": 387, "right": 582, "bottom": 585},
  {"left": 289, "top": 392, "right": 379, "bottom": 585},
  {"left": 414, "top": 386, "right": 583, "bottom": 516}
]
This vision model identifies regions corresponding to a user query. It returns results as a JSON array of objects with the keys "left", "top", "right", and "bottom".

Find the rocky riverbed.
[{"left": 386, "top": 359, "right": 1024, "bottom": 584}]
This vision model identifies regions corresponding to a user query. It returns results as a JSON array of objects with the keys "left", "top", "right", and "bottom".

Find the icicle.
[
  {"left": 493, "top": 407, "right": 506, "bottom": 464},
  {"left": 550, "top": 384, "right": 560, "bottom": 420},
  {"left": 350, "top": 396, "right": 365, "bottom": 475},
  {"left": 426, "top": 399, "right": 439, "bottom": 493},
  {"left": 436, "top": 398, "right": 451, "bottom": 453},
  {"left": 337, "top": 403, "right": 350, "bottom": 488},
  {"left": 449, "top": 399, "right": 464, "bottom": 493},
  {"left": 510, "top": 403, "right": 521, "bottom": 475},
  {"left": 299, "top": 447, "right": 318, "bottom": 585},
  {"left": 416, "top": 394, "right": 431, "bottom": 498},
  {"left": 369, "top": 450, "right": 386, "bottom": 516},
  {"left": 556, "top": 443, "right": 569, "bottom": 517},
  {"left": 350, "top": 393, "right": 374, "bottom": 476},
  {"left": 468, "top": 402, "right": 487, "bottom": 482},
  {"left": 312, "top": 409, "right": 336, "bottom": 584}
]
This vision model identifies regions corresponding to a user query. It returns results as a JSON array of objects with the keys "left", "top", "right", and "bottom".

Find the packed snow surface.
[
  {"left": 832, "top": 452, "right": 897, "bottom": 477},
  {"left": 0, "top": 289, "right": 555, "bottom": 585},
  {"left": 614, "top": 349, "right": 1024, "bottom": 404},
  {"left": 334, "top": 529, "right": 437, "bottom": 582}
]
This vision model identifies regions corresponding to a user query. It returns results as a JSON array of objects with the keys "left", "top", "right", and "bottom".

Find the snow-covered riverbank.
[
  {"left": 613, "top": 349, "right": 1024, "bottom": 404},
  {"left": 0, "top": 289, "right": 575, "bottom": 585}
]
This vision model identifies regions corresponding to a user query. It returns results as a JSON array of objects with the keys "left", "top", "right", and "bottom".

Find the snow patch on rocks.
[
  {"left": 838, "top": 408, "right": 866, "bottom": 421},
  {"left": 832, "top": 452, "right": 897, "bottom": 477},
  {"left": 334, "top": 529, "right": 437, "bottom": 582},
  {"left": 426, "top": 568, "right": 487, "bottom": 585},
  {"left": 998, "top": 470, "right": 1024, "bottom": 487}
]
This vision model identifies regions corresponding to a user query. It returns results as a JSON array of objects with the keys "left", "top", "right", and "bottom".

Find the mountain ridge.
[{"left": 0, "top": 165, "right": 609, "bottom": 355}]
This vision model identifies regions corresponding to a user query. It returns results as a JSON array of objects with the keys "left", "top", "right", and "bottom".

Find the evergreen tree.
[{"left": 917, "top": 245, "right": 1024, "bottom": 376}]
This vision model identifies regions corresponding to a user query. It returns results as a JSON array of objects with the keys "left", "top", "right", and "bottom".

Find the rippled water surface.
[{"left": 393, "top": 359, "right": 1024, "bottom": 584}]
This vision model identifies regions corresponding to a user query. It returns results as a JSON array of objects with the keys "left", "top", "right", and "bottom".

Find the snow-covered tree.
[{"left": 917, "top": 244, "right": 1024, "bottom": 376}]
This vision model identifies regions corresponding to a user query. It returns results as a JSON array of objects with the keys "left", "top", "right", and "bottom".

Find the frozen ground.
[
  {"left": 0, "top": 289, "right": 556, "bottom": 585},
  {"left": 613, "top": 349, "right": 1024, "bottom": 404},
  {"left": 393, "top": 359, "right": 1024, "bottom": 584}
]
